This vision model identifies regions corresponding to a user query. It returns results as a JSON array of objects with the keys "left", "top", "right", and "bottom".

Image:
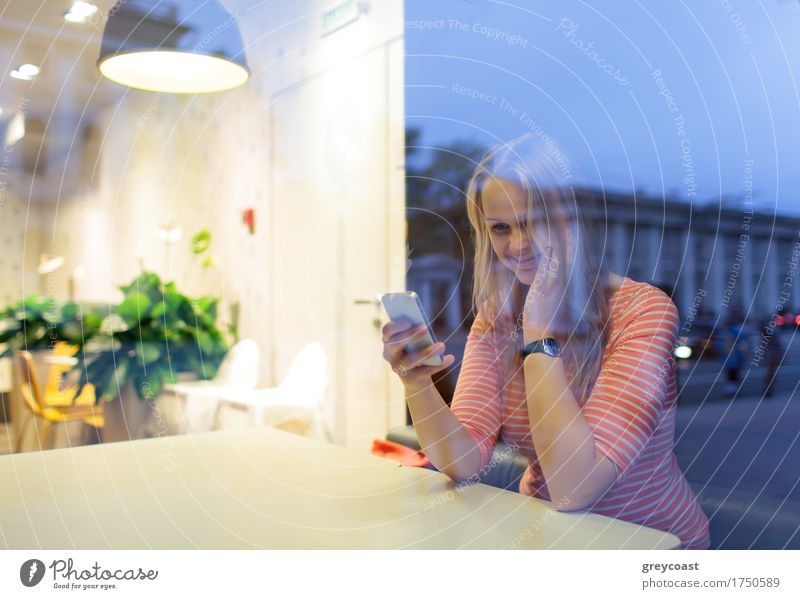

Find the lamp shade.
[{"left": 97, "top": 0, "right": 249, "bottom": 93}]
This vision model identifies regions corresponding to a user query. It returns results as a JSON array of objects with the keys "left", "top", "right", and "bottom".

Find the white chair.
[
  {"left": 161, "top": 339, "right": 261, "bottom": 434},
  {"left": 217, "top": 342, "right": 329, "bottom": 439}
]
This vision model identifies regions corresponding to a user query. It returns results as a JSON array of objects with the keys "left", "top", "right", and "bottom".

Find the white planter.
[{"left": 101, "top": 380, "right": 157, "bottom": 443}]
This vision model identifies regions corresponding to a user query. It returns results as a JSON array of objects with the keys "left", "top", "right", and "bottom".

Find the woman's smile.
[{"left": 513, "top": 254, "right": 539, "bottom": 270}]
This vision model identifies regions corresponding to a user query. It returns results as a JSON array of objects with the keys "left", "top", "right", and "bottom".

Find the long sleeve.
[
  {"left": 449, "top": 311, "right": 504, "bottom": 470},
  {"left": 582, "top": 293, "right": 680, "bottom": 482}
]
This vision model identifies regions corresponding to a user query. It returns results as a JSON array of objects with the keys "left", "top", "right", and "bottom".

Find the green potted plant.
[
  {"left": 0, "top": 296, "right": 104, "bottom": 432},
  {"left": 70, "top": 271, "right": 228, "bottom": 441},
  {"left": 0, "top": 295, "right": 103, "bottom": 357},
  {"left": 74, "top": 271, "right": 228, "bottom": 399}
]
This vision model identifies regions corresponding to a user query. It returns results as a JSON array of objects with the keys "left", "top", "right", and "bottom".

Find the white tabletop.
[{"left": 0, "top": 428, "right": 680, "bottom": 549}]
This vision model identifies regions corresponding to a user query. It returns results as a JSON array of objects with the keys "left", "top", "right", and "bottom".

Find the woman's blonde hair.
[{"left": 465, "top": 134, "right": 614, "bottom": 405}]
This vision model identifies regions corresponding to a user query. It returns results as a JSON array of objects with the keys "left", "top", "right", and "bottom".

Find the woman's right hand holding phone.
[{"left": 381, "top": 320, "right": 454, "bottom": 386}]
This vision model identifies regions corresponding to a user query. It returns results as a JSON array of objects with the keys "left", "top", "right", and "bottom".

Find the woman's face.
[{"left": 481, "top": 177, "right": 552, "bottom": 286}]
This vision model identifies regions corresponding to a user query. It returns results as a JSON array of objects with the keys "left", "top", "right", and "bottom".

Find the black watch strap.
[{"left": 520, "top": 338, "right": 562, "bottom": 359}]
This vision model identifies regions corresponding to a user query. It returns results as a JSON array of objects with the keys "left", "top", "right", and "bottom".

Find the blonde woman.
[{"left": 382, "top": 135, "right": 710, "bottom": 549}]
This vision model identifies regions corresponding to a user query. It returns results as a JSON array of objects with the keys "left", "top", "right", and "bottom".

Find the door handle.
[
  {"left": 353, "top": 296, "right": 383, "bottom": 330},
  {"left": 353, "top": 296, "right": 381, "bottom": 306}
]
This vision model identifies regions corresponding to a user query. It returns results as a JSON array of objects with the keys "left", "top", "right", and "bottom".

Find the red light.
[
  {"left": 795, "top": 315, "right": 800, "bottom": 326},
  {"left": 776, "top": 316, "right": 785, "bottom": 326}
]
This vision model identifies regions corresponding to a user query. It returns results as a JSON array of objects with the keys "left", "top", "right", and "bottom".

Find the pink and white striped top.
[{"left": 450, "top": 276, "right": 710, "bottom": 549}]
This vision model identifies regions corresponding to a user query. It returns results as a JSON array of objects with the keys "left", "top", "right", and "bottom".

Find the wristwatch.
[{"left": 520, "top": 338, "right": 562, "bottom": 360}]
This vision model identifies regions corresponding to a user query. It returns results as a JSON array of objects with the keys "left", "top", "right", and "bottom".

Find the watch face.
[{"left": 542, "top": 338, "right": 562, "bottom": 356}]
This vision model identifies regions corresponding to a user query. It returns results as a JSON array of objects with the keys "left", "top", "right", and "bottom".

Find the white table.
[{"left": 0, "top": 428, "right": 680, "bottom": 549}]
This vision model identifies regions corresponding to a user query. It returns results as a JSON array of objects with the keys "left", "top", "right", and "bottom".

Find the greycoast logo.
[
  {"left": 20, "top": 559, "right": 46, "bottom": 587},
  {"left": 19, "top": 558, "right": 158, "bottom": 590}
]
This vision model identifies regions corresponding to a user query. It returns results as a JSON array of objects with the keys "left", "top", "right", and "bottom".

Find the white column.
[
  {"left": 680, "top": 228, "right": 695, "bottom": 317},
  {"left": 612, "top": 221, "right": 628, "bottom": 276},
  {"left": 709, "top": 233, "right": 725, "bottom": 319},
  {"left": 445, "top": 275, "right": 460, "bottom": 329},
  {"left": 792, "top": 239, "right": 800, "bottom": 311},
  {"left": 419, "top": 280, "right": 432, "bottom": 317},
  {"left": 739, "top": 233, "right": 753, "bottom": 314},
  {"left": 764, "top": 237, "right": 778, "bottom": 317},
  {"left": 648, "top": 226, "right": 661, "bottom": 282}
]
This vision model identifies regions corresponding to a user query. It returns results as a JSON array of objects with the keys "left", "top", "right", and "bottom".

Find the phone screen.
[{"left": 380, "top": 292, "right": 442, "bottom": 366}]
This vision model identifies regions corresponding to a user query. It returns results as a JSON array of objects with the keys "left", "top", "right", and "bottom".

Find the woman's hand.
[
  {"left": 522, "top": 246, "right": 564, "bottom": 340},
  {"left": 382, "top": 320, "right": 455, "bottom": 387}
]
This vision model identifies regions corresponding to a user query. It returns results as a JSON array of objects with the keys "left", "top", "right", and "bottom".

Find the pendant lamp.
[{"left": 97, "top": 0, "right": 249, "bottom": 93}]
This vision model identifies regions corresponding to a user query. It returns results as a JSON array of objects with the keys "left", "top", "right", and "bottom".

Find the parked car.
[{"left": 675, "top": 321, "right": 719, "bottom": 360}]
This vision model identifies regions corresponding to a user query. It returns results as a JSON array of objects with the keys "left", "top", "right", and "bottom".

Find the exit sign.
[{"left": 321, "top": 0, "right": 366, "bottom": 36}]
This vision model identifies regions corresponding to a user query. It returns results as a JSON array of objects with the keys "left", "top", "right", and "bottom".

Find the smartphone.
[{"left": 380, "top": 291, "right": 443, "bottom": 367}]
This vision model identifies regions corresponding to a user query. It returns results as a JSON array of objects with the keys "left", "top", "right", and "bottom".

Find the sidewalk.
[{"left": 674, "top": 390, "right": 799, "bottom": 502}]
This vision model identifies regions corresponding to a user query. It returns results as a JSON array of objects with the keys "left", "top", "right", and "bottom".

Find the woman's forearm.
[
  {"left": 404, "top": 379, "right": 483, "bottom": 482},
  {"left": 522, "top": 352, "right": 616, "bottom": 509}
]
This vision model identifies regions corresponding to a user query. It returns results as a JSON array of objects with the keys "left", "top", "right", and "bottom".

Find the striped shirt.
[{"left": 450, "top": 276, "right": 710, "bottom": 549}]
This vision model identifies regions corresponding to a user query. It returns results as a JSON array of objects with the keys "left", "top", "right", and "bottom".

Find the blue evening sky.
[{"left": 404, "top": 0, "right": 800, "bottom": 216}]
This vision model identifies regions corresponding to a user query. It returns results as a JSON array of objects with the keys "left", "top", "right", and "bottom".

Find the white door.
[{"left": 269, "top": 39, "right": 407, "bottom": 450}]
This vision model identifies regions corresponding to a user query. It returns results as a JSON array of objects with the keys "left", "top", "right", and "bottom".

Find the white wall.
[{"left": 48, "top": 0, "right": 406, "bottom": 447}]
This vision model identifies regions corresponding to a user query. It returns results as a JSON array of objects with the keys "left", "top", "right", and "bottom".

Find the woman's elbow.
[
  {"left": 549, "top": 488, "right": 604, "bottom": 511},
  {"left": 440, "top": 463, "right": 482, "bottom": 486},
  {"left": 551, "top": 495, "right": 588, "bottom": 512}
]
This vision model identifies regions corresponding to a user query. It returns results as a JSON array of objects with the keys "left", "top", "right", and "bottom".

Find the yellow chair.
[
  {"left": 13, "top": 348, "right": 105, "bottom": 452},
  {"left": 42, "top": 343, "right": 96, "bottom": 408}
]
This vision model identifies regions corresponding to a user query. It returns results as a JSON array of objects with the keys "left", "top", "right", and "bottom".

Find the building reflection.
[{"left": 408, "top": 184, "right": 800, "bottom": 403}]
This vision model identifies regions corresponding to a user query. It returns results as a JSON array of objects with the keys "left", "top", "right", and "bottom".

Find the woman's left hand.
[{"left": 522, "top": 246, "right": 564, "bottom": 340}]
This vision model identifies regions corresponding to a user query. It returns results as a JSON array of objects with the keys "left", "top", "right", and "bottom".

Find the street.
[{"left": 676, "top": 331, "right": 799, "bottom": 406}]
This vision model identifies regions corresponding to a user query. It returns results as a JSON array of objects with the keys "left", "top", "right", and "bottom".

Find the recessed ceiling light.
[
  {"left": 64, "top": 1, "right": 98, "bottom": 23},
  {"left": 10, "top": 63, "right": 39, "bottom": 80}
]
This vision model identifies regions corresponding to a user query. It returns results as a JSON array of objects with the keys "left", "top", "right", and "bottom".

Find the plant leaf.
[
  {"left": 191, "top": 228, "right": 211, "bottom": 255},
  {"left": 100, "top": 314, "right": 129, "bottom": 336},
  {"left": 139, "top": 342, "right": 161, "bottom": 364},
  {"left": 117, "top": 293, "right": 151, "bottom": 324}
]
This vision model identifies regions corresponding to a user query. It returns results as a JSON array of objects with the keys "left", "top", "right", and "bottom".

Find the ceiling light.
[
  {"left": 10, "top": 64, "right": 40, "bottom": 80},
  {"left": 64, "top": 1, "right": 99, "bottom": 23},
  {"left": 97, "top": 0, "right": 250, "bottom": 94}
]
